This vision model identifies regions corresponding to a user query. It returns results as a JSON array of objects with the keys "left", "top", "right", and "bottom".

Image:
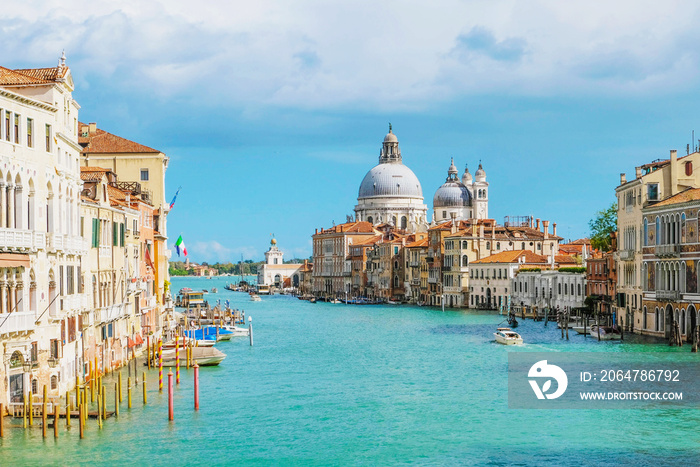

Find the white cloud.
[
  {"left": 188, "top": 240, "right": 258, "bottom": 263},
  {"left": 4, "top": 0, "right": 700, "bottom": 110}
]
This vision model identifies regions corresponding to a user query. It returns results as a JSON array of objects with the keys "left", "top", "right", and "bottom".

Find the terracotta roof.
[
  {"left": 568, "top": 238, "right": 591, "bottom": 245},
  {"left": 472, "top": 250, "right": 548, "bottom": 265},
  {"left": 80, "top": 166, "right": 110, "bottom": 182},
  {"left": 652, "top": 188, "right": 700, "bottom": 207},
  {"left": 317, "top": 221, "right": 376, "bottom": 235},
  {"left": 406, "top": 238, "right": 428, "bottom": 248},
  {"left": 79, "top": 122, "right": 161, "bottom": 154},
  {"left": 555, "top": 255, "right": 579, "bottom": 264},
  {"left": 0, "top": 66, "right": 68, "bottom": 86},
  {"left": 353, "top": 236, "right": 383, "bottom": 247},
  {"left": 13, "top": 66, "right": 68, "bottom": 81}
]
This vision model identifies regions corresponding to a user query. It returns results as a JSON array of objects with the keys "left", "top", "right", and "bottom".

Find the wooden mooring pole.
[{"left": 53, "top": 404, "right": 59, "bottom": 438}]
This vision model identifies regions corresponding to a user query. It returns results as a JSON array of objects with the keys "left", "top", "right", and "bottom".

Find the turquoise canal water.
[{"left": 2, "top": 275, "right": 700, "bottom": 465}]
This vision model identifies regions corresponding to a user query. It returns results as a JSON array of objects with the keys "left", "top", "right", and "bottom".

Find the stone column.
[
  {"left": 6, "top": 184, "right": 14, "bottom": 229},
  {"left": 0, "top": 279, "right": 6, "bottom": 314},
  {"left": 0, "top": 181, "right": 5, "bottom": 229},
  {"left": 13, "top": 184, "right": 22, "bottom": 230},
  {"left": 15, "top": 280, "right": 23, "bottom": 312},
  {"left": 8, "top": 282, "right": 16, "bottom": 313}
]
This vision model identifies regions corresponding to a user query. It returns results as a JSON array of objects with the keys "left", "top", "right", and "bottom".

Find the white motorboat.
[
  {"left": 220, "top": 325, "right": 250, "bottom": 337},
  {"left": 589, "top": 325, "right": 622, "bottom": 340},
  {"left": 494, "top": 327, "right": 523, "bottom": 345},
  {"left": 161, "top": 347, "right": 226, "bottom": 367},
  {"left": 250, "top": 294, "right": 261, "bottom": 302}
]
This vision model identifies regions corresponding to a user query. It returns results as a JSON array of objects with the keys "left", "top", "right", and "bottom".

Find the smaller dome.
[
  {"left": 475, "top": 163, "right": 486, "bottom": 181},
  {"left": 448, "top": 157, "right": 458, "bottom": 176},
  {"left": 462, "top": 165, "right": 472, "bottom": 184},
  {"left": 384, "top": 131, "right": 398, "bottom": 143}
]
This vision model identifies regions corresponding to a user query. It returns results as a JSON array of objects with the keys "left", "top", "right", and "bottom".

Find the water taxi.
[
  {"left": 589, "top": 325, "right": 621, "bottom": 340},
  {"left": 494, "top": 327, "right": 523, "bottom": 345}
]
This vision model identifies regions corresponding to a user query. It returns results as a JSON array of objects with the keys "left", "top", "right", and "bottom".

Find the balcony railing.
[
  {"left": 619, "top": 250, "right": 635, "bottom": 261},
  {"left": 96, "top": 304, "right": 127, "bottom": 324},
  {"left": 655, "top": 244, "right": 680, "bottom": 257},
  {"left": 656, "top": 290, "right": 681, "bottom": 301},
  {"left": 0, "top": 228, "right": 36, "bottom": 251},
  {"left": 0, "top": 311, "right": 36, "bottom": 335}
]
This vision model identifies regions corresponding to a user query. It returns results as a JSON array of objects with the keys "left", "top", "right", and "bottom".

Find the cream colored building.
[
  {"left": 0, "top": 57, "right": 89, "bottom": 408},
  {"left": 615, "top": 149, "right": 700, "bottom": 333},
  {"left": 80, "top": 123, "right": 172, "bottom": 328},
  {"left": 257, "top": 238, "right": 306, "bottom": 290}
]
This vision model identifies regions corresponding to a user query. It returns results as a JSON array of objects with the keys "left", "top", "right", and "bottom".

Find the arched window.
[
  {"left": 393, "top": 276, "right": 399, "bottom": 288},
  {"left": 367, "top": 216, "right": 373, "bottom": 224},
  {"left": 486, "top": 242, "right": 490, "bottom": 250},
  {"left": 643, "top": 306, "right": 648, "bottom": 329},
  {"left": 656, "top": 217, "right": 660, "bottom": 245},
  {"left": 51, "top": 375, "right": 58, "bottom": 390},
  {"left": 558, "top": 283, "right": 561, "bottom": 294},
  {"left": 682, "top": 213, "right": 686, "bottom": 243},
  {"left": 32, "top": 379, "right": 38, "bottom": 394},
  {"left": 462, "top": 255, "right": 468, "bottom": 267},
  {"left": 401, "top": 216, "right": 407, "bottom": 230},
  {"left": 521, "top": 242, "right": 525, "bottom": 250},
  {"left": 496, "top": 242, "right": 500, "bottom": 250},
  {"left": 392, "top": 216, "right": 397, "bottom": 226}
]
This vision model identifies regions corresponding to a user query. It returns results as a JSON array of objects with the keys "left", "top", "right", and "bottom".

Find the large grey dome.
[
  {"left": 358, "top": 162, "right": 423, "bottom": 199},
  {"left": 433, "top": 181, "right": 472, "bottom": 208}
]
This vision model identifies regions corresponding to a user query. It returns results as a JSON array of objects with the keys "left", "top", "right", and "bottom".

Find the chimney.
[
  {"left": 620, "top": 173, "right": 626, "bottom": 185},
  {"left": 89, "top": 122, "right": 97, "bottom": 134},
  {"left": 543, "top": 220, "right": 550, "bottom": 240},
  {"left": 339, "top": 225, "right": 343, "bottom": 233},
  {"left": 491, "top": 224, "right": 496, "bottom": 239},
  {"left": 479, "top": 223, "right": 484, "bottom": 239},
  {"left": 530, "top": 217, "right": 534, "bottom": 229},
  {"left": 450, "top": 212, "right": 457, "bottom": 234},
  {"left": 635, "top": 167, "right": 642, "bottom": 179},
  {"left": 671, "top": 149, "right": 678, "bottom": 195},
  {"left": 315, "top": 228, "right": 318, "bottom": 234},
  {"left": 552, "top": 222, "right": 557, "bottom": 237},
  {"left": 535, "top": 218, "right": 540, "bottom": 231}
]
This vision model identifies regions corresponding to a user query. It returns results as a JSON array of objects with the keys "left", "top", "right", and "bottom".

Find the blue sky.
[{"left": 5, "top": 1, "right": 700, "bottom": 263}]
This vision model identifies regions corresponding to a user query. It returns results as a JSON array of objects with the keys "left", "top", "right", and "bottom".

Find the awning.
[
  {"left": 0, "top": 253, "right": 30, "bottom": 268},
  {"left": 128, "top": 334, "right": 145, "bottom": 348}
]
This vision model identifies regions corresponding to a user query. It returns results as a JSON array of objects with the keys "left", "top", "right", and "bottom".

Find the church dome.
[
  {"left": 433, "top": 159, "right": 472, "bottom": 208},
  {"left": 358, "top": 163, "right": 423, "bottom": 199},
  {"left": 383, "top": 130, "right": 398, "bottom": 143}
]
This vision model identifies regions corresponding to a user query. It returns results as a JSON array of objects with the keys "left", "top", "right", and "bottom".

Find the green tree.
[{"left": 589, "top": 202, "right": 617, "bottom": 251}]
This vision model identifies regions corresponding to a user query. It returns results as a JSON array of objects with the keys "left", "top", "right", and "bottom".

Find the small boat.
[
  {"left": 161, "top": 347, "right": 226, "bottom": 367},
  {"left": 309, "top": 297, "right": 317, "bottom": 303},
  {"left": 250, "top": 294, "right": 261, "bottom": 302},
  {"left": 329, "top": 299, "right": 341, "bottom": 304},
  {"left": 211, "top": 287, "right": 218, "bottom": 293},
  {"left": 386, "top": 300, "right": 400, "bottom": 305},
  {"left": 220, "top": 325, "right": 250, "bottom": 337},
  {"left": 494, "top": 327, "right": 523, "bottom": 345},
  {"left": 507, "top": 314, "right": 519, "bottom": 328},
  {"left": 589, "top": 325, "right": 621, "bottom": 340}
]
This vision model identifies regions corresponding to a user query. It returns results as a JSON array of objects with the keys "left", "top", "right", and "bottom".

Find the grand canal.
[{"left": 2, "top": 275, "right": 700, "bottom": 465}]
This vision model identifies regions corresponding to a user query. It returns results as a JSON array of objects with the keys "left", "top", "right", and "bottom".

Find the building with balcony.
[
  {"left": 640, "top": 187, "right": 700, "bottom": 340},
  {"left": 312, "top": 221, "right": 378, "bottom": 298},
  {"left": 79, "top": 122, "right": 171, "bottom": 327},
  {"left": 616, "top": 148, "right": 700, "bottom": 333},
  {"left": 0, "top": 57, "right": 87, "bottom": 408}
]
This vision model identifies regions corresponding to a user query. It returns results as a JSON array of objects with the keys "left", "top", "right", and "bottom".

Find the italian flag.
[{"left": 175, "top": 235, "right": 187, "bottom": 257}]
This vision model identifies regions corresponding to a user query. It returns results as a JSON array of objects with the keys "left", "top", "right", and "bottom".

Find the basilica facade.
[{"left": 354, "top": 126, "right": 428, "bottom": 232}]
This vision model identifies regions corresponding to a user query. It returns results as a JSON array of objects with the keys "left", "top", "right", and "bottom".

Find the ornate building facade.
[{"left": 354, "top": 126, "right": 427, "bottom": 232}]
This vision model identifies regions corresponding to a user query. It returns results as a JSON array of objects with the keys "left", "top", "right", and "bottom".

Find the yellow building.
[{"left": 79, "top": 124, "right": 172, "bottom": 330}]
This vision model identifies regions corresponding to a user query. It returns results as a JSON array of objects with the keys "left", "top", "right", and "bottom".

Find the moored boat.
[
  {"left": 250, "top": 294, "right": 261, "bottom": 301},
  {"left": 589, "top": 325, "right": 621, "bottom": 340},
  {"left": 161, "top": 347, "right": 226, "bottom": 366},
  {"left": 494, "top": 327, "right": 523, "bottom": 345}
]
